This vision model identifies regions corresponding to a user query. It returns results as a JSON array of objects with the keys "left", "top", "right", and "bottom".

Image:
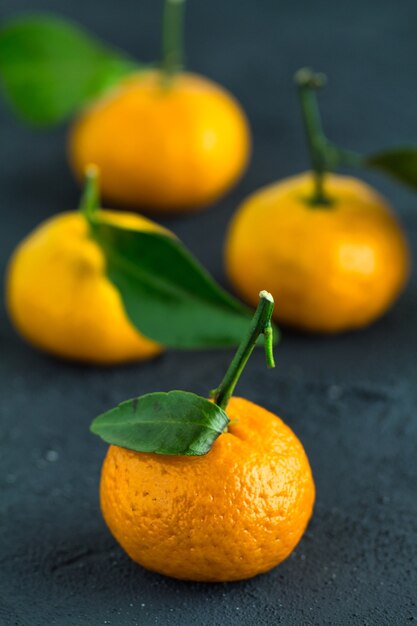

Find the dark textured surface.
[{"left": 1, "top": 0, "right": 417, "bottom": 624}]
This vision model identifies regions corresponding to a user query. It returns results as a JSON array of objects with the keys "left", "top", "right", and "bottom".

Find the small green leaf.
[
  {"left": 89, "top": 218, "right": 274, "bottom": 349},
  {"left": 91, "top": 391, "right": 229, "bottom": 456},
  {"left": 366, "top": 146, "right": 417, "bottom": 191},
  {"left": 0, "top": 14, "right": 139, "bottom": 126}
]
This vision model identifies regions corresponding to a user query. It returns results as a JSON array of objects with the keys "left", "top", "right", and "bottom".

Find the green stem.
[
  {"left": 295, "top": 68, "right": 365, "bottom": 206},
  {"left": 211, "top": 291, "right": 276, "bottom": 411},
  {"left": 161, "top": 0, "right": 186, "bottom": 82},
  {"left": 295, "top": 68, "right": 331, "bottom": 206},
  {"left": 79, "top": 164, "right": 100, "bottom": 223}
]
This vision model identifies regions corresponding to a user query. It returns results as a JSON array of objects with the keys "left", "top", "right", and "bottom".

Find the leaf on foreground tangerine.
[{"left": 91, "top": 391, "right": 229, "bottom": 456}]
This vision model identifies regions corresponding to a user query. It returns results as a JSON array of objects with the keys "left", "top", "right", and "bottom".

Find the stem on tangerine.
[
  {"left": 295, "top": 68, "right": 332, "bottom": 206},
  {"left": 294, "top": 68, "right": 364, "bottom": 206},
  {"left": 211, "top": 291, "right": 276, "bottom": 411},
  {"left": 161, "top": 0, "right": 186, "bottom": 83},
  {"left": 79, "top": 163, "right": 100, "bottom": 222}
]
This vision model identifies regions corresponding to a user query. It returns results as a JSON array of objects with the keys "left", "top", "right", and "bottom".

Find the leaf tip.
[{"left": 89, "top": 416, "right": 101, "bottom": 435}]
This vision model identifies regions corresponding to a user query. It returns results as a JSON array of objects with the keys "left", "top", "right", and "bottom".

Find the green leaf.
[
  {"left": 0, "top": 14, "right": 139, "bottom": 126},
  {"left": 88, "top": 218, "right": 274, "bottom": 349},
  {"left": 366, "top": 146, "right": 417, "bottom": 191},
  {"left": 90, "top": 391, "right": 229, "bottom": 456}
]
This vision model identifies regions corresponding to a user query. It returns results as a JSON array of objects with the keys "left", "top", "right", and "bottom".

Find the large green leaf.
[
  {"left": 90, "top": 391, "right": 229, "bottom": 456},
  {"left": 366, "top": 146, "right": 417, "bottom": 191},
  {"left": 0, "top": 14, "right": 139, "bottom": 126},
  {"left": 89, "top": 218, "right": 270, "bottom": 348}
]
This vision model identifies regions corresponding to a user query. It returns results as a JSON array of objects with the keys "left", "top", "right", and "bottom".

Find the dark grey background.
[{"left": 1, "top": 1, "right": 417, "bottom": 624}]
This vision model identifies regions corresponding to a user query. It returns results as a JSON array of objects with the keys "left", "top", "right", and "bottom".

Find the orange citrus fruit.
[
  {"left": 100, "top": 396, "right": 315, "bottom": 582},
  {"left": 69, "top": 71, "right": 251, "bottom": 213},
  {"left": 6, "top": 210, "right": 164, "bottom": 363},
  {"left": 225, "top": 172, "right": 410, "bottom": 333}
]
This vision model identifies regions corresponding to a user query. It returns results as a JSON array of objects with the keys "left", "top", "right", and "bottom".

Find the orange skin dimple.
[
  {"left": 225, "top": 172, "right": 410, "bottom": 333},
  {"left": 100, "top": 396, "right": 315, "bottom": 582},
  {"left": 6, "top": 210, "right": 165, "bottom": 364},
  {"left": 69, "top": 71, "right": 251, "bottom": 213}
]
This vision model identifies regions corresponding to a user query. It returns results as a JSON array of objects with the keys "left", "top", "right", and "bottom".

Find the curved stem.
[
  {"left": 295, "top": 68, "right": 331, "bottom": 206},
  {"left": 211, "top": 291, "right": 276, "bottom": 411},
  {"left": 79, "top": 164, "right": 100, "bottom": 223},
  {"left": 161, "top": 0, "right": 186, "bottom": 83},
  {"left": 295, "top": 68, "right": 365, "bottom": 206}
]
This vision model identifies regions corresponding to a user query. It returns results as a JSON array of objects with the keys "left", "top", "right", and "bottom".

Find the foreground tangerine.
[
  {"left": 92, "top": 292, "right": 315, "bottom": 581},
  {"left": 101, "top": 396, "right": 314, "bottom": 582}
]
